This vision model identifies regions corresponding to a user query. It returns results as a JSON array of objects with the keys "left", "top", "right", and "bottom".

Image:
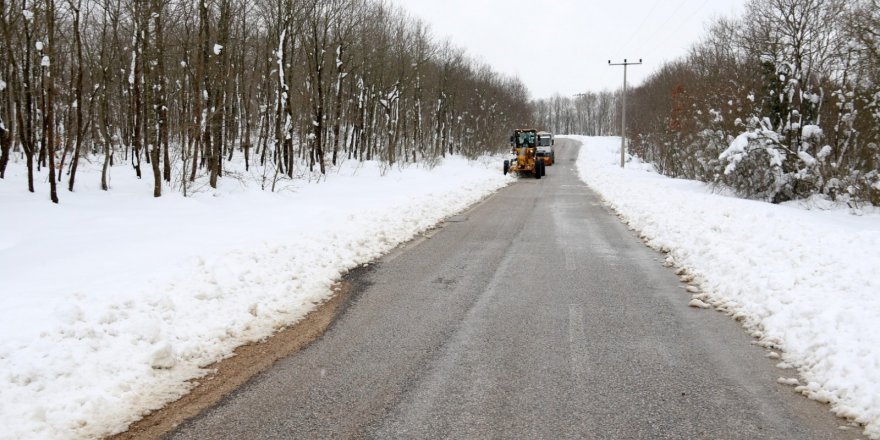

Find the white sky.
[{"left": 390, "top": 0, "right": 745, "bottom": 100}]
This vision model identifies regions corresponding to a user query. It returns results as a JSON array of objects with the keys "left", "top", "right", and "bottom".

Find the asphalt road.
[{"left": 168, "top": 139, "right": 856, "bottom": 439}]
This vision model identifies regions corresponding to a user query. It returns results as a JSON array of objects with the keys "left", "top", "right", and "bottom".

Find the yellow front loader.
[{"left": 503, "top": 129, "right": 545, "bottom": 179}]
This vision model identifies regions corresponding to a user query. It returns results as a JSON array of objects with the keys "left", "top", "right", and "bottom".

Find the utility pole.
[{"left": 608, "top": 59, "right": 641, "bottom": 168}]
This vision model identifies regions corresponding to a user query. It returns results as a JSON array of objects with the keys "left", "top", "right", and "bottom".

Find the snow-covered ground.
[
  {"left": 4, "top": 136, "right": 879, "bottom": 439},
  {"left": 0, "top": 157, "right": 511, "bottom": 440},
  {"left": 571, "top": 135, "right": 880, "bottom": 439}
]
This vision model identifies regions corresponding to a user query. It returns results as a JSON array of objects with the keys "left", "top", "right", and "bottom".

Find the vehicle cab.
[{"left": 536, "top": 131, "right": 555, "bottom": 166}]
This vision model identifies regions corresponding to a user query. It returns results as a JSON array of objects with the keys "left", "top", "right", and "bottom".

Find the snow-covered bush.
[
  {"left": 719, "top": 116, "right": 835, "bottom": 203},
  {"left": 719, "top": 119, "right": 788, "bottom": 201}
]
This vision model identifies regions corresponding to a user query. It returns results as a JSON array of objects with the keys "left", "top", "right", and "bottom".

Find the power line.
[
  {"left": 625, "top": 0, "right": 692, "bottom": 58},
  {"left": 644, "top": 0, "right": 692, "bottom": 40},
  {"left": 645, "top": 0, "right": 713, "bottom": 56},
  {"left": 618, "top": 0, "right": 663, "bottom": 55}
]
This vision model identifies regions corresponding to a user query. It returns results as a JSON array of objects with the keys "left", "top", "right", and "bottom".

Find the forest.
[
  {"left": 0, "top": 0, "right": 533, "bottom": 202},
  {"left": 534, "top": 0, "right": 880, "bottom": 206},
  {"left": 5, "top": 0, "right": 879, "bottom": 206}
]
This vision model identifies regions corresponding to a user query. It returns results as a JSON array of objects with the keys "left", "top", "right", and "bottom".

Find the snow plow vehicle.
[
  {"left": 503, "top": 129, "right": 545, "bottom": 179},
  {"left": 536, "top": 131, "right": 555, "bottom": 166}
]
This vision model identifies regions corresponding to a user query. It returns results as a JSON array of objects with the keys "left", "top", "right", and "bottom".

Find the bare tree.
[
  {"left": 1, "top": 0, "right": 535, "bottom": 200},
  {"left": 0, "top": 0, "right": 14, "bottom": 179},
  {"left": 42, "top": 0, "right": 59, "bottom": 203},
  {"left": 612, "top": 0, "right": 878, "bottom": 204},
  {"left": 66, "top": 0, "right": 84, "bottom": 191}
]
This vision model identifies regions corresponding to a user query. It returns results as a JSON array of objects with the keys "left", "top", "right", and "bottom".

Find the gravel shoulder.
[{"left": 108, "top": 280, "right": 353, "bottom": 440}]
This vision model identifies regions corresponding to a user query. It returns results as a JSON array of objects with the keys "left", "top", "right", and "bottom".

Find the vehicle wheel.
[
  {"left": 503, "top": 160, "right": 509, "bottom": 175},
  {"left": 541, "top": 160, "right": 546, "bottom": 176},
  {"left": 534, "top": 163, "right": 541, "bottom": 179},
  {"left": 551, "top": 152, "right": 555, "bottom": 165}
]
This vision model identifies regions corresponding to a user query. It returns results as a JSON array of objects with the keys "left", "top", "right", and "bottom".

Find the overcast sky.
[{"left": 390, "top": 0, "right": 745, "bottom": 100}]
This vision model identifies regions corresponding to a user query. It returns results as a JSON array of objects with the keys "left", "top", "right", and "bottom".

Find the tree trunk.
[
  {"left": 130, "top": 14, "right": 142, "bottom": 180},
  {"left": 68, "top": 0, "right": 84, "bottom": 191},
  {"left": 44, "top": 0, "right": 58, "bottom": 203},
  {"left": 0, "top": 111, "right": 9, "bottom": 179},
  {"left": 101, "top": 137, "right": 112, "bottom": 191},
  {"left": 147, "top": 0, "right": 161, "bottom": 197},
  {"left": 0, "top": 12, "right": 12, "bottom": 179}
]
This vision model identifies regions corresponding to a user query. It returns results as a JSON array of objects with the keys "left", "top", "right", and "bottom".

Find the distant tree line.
[
  {"left": 0, "top": 0, "right": 533, "bottom": 202},
  {"left": 625, "top": 0, "right": 880, "bottom": 205},
  {"left": 532, "top": 91, "right": 619, "bottom": 136}
]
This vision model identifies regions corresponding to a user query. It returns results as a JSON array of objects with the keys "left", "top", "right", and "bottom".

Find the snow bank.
[
  {"left": 0, "top": 157, "right": 511, "bottom": 440},
  {"left": 571, "top": 135, "right": 880, "bottom": 439}
]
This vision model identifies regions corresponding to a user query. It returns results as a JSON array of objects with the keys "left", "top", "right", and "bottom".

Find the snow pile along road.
[
  {"left": 571, "top": 135, "right": 880, "bottom": 439},
  {"left": 0, "top": 157, "right": 511, "bottom": 440}
]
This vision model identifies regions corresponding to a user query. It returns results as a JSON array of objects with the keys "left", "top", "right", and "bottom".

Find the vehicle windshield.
[
  {"left": 538, "top": 135, "right": 552, "bottom": 147},
  {"left": 517, "top": 132, "right": 536, "bottom": 146}
]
